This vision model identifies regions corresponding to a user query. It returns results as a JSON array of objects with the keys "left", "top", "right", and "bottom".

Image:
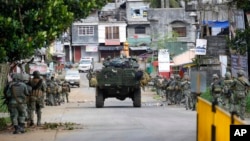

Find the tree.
[
  {"left": 143, "top": 0, "right": 181, "bottom": 8},
  {"left": 0, "top": 0, "right": 110, "bottom": 64}
]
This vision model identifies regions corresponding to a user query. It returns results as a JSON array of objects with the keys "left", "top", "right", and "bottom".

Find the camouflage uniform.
[
  {"left": 166, "top": 75, "right": 175, "bottom": 105},
  {"left": 155, "top": 76, "right": 164, "bottom": 97},
  {"left": 174, "top": 74, "right": 182, "bottom": 105},
  {"left": 29, "top": 71, "right": 46, "bottom": 126},
  {"left": 21, "top": 74, "right": 32, "bottom": 124},
  {"left": 46, "top": 76, "right": 58, "bottom": 106},
  {"left": 231, "top": 70, "right": 250, "bottom": 120},
  {"left": 210, "top": 74, "right": 224, "bottom": 107},
  {"left": 181, "top": 75, "right": 192, "bottom": 110},
  {"left": 61, "top": 81, "right": 71, "bottom": 103},
  {"left": 56, "top": 79, "right": 62, "bottom": 105},
  {"left": 222, "top": 72, "right": 234, "bottom": 112},
  {"left": 6, "top": 73, "right": 29, "bottom": 134}
]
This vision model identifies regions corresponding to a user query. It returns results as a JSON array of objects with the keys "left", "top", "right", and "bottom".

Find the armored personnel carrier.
[{"left": 89, "top": 57, "right": 145, "bottom": 108}]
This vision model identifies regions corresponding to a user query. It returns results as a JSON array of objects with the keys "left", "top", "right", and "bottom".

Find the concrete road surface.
[{"left": 0, "top": 69, "right": 197, "bottom": 141}]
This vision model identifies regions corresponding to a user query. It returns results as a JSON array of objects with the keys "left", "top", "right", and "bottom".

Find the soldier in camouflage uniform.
[
  {"left": 174, "top": 74, "right": 182, "bottom": 105},
  {"left": 29, "top": 71, "right": 46, "bottom": 126},
  {"left": 210, "top": 74, "right": 224, "bottom": 107},
  {"left": 21, "top": 74, "right": 32, "bottom": 124},
  {"left": 166, "top": 75, "right": 175, "bottom": 105},
  {"left": 181, "top": 74, "right": 192, "bottom": 110},
  {"left": 61, "top": 80, "right": 71, "bottom": 103},
  {"left": 231, "top": 69, "right": 250, "bottom": 120},
  {"left": 46, "top": 76, "right": 58, "bottom": 106},
  {"left": 222, "top": 72, "right": 234, "bottom": 112},
  {"left": 55, "top": 79, "right": 62, "bottom": 105},
  {"left": 155, "top": 75, "right": 164, "bottom": 97},
  {"left": 6, "top": 73, "right": 29, "bottom": 134}
]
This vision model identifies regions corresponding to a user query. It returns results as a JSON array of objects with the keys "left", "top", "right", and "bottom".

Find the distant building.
[
  {"left": 98, "top": 2, "right": 127, "bottom": 60},
  {"left": 125, "top": 0, "right": 151, "bottom": 56}
]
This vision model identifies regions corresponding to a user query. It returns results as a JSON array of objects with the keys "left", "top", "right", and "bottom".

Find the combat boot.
[
  {"left": 13, "top": 125, "right": 20, "bottom": 134},
  {"left": 19, "top": 123, "right": 26, "bottom": 133},
  {"left": 29, "top": 120, "right": 34, "bottom": 126},
  {"left": 37, "top": 115, "right": 42, "bottom": 126}
]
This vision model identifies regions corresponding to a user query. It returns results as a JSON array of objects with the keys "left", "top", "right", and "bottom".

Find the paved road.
[{"left": 0, "top": 69, "right": 197, "bottom": 141}]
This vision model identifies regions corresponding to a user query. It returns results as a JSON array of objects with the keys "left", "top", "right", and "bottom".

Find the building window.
[
  {"left": 78, "top": 26, "right": 94, "bottom": 36},
  {"left": 172, "top": 27, "right": 187, "bottom": 37},
  {"left": 135, "top": 27, "right": 146, "bottom": 34},
  {"left": 105, "top": 26, "right": 119, "bottom": 39},
  {"left": 131, "top": 6, "right": 148, "bottom": 18}
]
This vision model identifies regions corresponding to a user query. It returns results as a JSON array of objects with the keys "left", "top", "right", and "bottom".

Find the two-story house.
[
  {"left": 98, "top": 2, "right": 127, "bottom": 59},
  {"left": 125, "top": 0, "right": 151, "bottom": 56},
  {"left": 71, "top": 13, "right": 99, "bottom": 62}
]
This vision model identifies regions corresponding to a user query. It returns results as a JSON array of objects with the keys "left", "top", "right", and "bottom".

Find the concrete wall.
[
  {"left": 126, "top": 0, "right": 151, "bottom": 43},
  {"left": 147, "top": 8, "right": 196, "bottom": 47},
  {"left": 71, "top": 24, "right": 98, "bottom": 45},
  {"left": 126, "top": 0, "right": 149, "bottom": 22}
]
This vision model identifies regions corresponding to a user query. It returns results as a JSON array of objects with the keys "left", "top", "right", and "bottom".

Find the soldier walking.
[
  {"left": 166, "top": 75, "right": 175, "bottom": 105},
  {"left": 29, "top": 71, "right": 46, "bottom": 126},
  {"left": 231, "top": 69, "right": 250, "bottom": 120},
  {"left": 61, "top": 80, "right": 71, "bottom": 103},
  {"left": 222, "top": 72, "right": 234, "bottom": 112},
  {"left": 210, "top": 74, "right": 224, "bottom": 107},
  {"left": 46, "top": 76, "right": 58, "bottom": 106},
  {"left": 181, "top": 75, "right": 192, "bottom": 110},
  {"left": 174, "top": 74, "right": 182, "bottom": 105},
  {"left": 6, "top": 73, "right": 29, "bottom": 134}
]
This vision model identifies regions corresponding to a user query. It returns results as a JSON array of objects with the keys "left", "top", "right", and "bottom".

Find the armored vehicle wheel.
[
  {"left": 133, "top": 88, "right": 141, "bottom": 107},
  {"left": 96, "top": 88, "right": 104, "bottom": 108}
]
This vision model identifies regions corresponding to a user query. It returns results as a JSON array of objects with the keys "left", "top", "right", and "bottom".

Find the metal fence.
[{"left": 197, "top": 97, "right": 246, "bottom": 141}]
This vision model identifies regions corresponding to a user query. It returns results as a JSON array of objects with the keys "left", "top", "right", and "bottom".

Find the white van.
[{"left": 78, "top": 57, "right": 94, "bottom": 73}]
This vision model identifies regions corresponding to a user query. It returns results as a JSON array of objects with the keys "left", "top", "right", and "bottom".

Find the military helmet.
[
  {"left": 12, "top": 73, "right": 22, "bottom": 81},
  {"left": 237, "top": 69, "right": 245, "bottom": 76},
  {"left": 225, "top": 72, "right": 231, "bottom": 78},
  {"left": 21, "top": 73, "right": 30, "bottom": 82},
  {"left": 175, "top": 74, "right": 180, "bottom": 79},
  {"left": 33, "top": 70, "right": 40, "bottom": 78},
  {"left": 183, "top": 75, "right": 189, "bottom": 80},
  {"left": 212, "top": 74, "right": 219, "bottom": 79}
]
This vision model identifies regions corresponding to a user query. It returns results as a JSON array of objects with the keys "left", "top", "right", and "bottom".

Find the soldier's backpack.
[{"left": 212, "top": 81, "right": 222, "bottom": 93}]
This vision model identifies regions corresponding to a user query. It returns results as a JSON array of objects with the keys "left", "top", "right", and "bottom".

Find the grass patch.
[
  {"left": 246, "top": 95, "right": 250, "bottom": 113},
  {"left": 200, "top": 88, "right": 213, "bottom": 102},
  {"left": 0, "top": 117, "right": 11, "bottom": 130},
  {"left": 153, "top": 94, "right": 162, "bottom": 100}
]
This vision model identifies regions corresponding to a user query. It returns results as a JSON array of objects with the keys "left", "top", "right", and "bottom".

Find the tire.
[
  {"left": 96, "top": 88, "right": 104, "bottom": 108},
  {"left": 133, "top": 88, "right": 141, "bottom": 107}
]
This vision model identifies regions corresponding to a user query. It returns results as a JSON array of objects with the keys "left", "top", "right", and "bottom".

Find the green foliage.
[
  {"left": 0, "top": 117, "right": 11, "bottom": 130},
  {"left": 246, "top": 95, "right": 250, "bottom": 113},
  {"left": 200, "top": 88, "right": 213, "bottom": 102},
  {"left": 226, "top": 29, "right": 250, "bottom": 55},
  {"left": 143, "top": 0, "right": 181, "bottom": 8},
  {"left": 228, "top": 0, "right": 250, "bottom": 11},
  {"left": 0, "top": 89, "right": 8, "bottom": 113},
  {"left": 150, "top": 32, "right": 178, "bottom": 49},
  {"left": 143, "top": 0, "right": 161, "bottom": 8},
  {"left": 0, "top": 0, "right": 108, "bottom": 63},
  {"left": 200, "top": 88, "right": 250, "bottom": 113}
]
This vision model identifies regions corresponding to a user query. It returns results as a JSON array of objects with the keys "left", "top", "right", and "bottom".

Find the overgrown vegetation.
[
  {"left": 0, "top": 117, "right": 11, "bottom": 130},
  {"left": 200, "top": 88, "right": 250, "bottom": 113},
  {"left": 43, "top": 122, "right": 79, "bottom": 130}
]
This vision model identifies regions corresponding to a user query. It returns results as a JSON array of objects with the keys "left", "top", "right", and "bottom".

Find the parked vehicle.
[
  {"left": 65, "top": 70, "right": 80, "bottom": 87},
  {"left": 78, "top": 57, "right": 94, "bottom": 73}
]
